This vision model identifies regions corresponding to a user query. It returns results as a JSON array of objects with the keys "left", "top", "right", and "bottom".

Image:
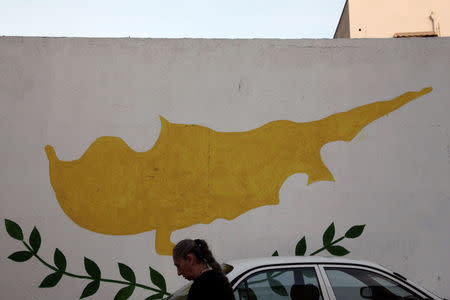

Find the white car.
[{"left": 168, "top": 256, "right": 445, "bottom": 300}]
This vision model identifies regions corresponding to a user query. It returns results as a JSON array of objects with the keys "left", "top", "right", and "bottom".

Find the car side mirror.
[{"left": 360, "top": 286, "right": 373, "bottom": 299}]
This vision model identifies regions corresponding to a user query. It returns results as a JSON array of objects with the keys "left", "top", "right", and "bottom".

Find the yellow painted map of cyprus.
[{"left": 45, "top": 87, "right": 432, "bottom": 255}]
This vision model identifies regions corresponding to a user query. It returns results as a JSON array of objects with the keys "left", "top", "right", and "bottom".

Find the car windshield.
[{"left": 166, "top": 263, "right": 234, "bottom": 300}]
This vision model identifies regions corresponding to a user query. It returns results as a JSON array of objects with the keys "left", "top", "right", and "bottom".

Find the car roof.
[{"left": 225, "top": 256, "right": 393, "bottom": 280}]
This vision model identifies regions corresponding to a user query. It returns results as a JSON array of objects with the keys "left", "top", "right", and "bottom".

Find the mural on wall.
[
  {"left": 5, "top": 218, "right": 365, "bottom": 300},
  {"left": 44, "top": 87, "right": 432, "bottom": 255}
]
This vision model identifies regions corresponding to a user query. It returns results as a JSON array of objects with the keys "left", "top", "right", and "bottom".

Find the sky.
[{"left": 0, "top": 0, "right": 346, "bottom": 39}]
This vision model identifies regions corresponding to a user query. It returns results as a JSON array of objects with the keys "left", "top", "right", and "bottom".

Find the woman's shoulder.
[
  {"left": 194, "top": 269, "right": 230, "bottom": 287},
  {"left": 189, "top": 270, "right": 235, "bottom": 300}
]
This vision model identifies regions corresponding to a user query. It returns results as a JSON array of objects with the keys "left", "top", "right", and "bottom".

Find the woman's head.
[{"left": 172, "top": 239, "right": 222, "bottom": 280}]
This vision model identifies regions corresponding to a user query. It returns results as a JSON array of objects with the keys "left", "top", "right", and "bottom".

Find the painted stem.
[
  {"left": 310, "top": 236, "right": 345, "bottom": 256},
  {"left": 21, "top": 241, "right": 171, "bottom": 296},
  {"left": 22, "top": 241, "right": 60, "bottom": 273}
]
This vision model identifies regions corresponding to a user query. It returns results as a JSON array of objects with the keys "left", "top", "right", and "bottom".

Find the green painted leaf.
[
  {"left": 84, "top": 257, "right": 101, "bottom": 280},
  {"left": 29, "top": 227, "right": 41, "bottom": 253},
  {"left": 54, "top": 248, "right": 67, "bottom": 272},
  {"left": 149, "top": 267, "right": 166, "bottom": 292},
  {"left": 114, "top": 285, "right": 135, "bottom": 300},
  {"left": 8, "top": 251, "right": 33, "bottom": 262},
  {"left": 268, "top": 276, "right": 288, "bottom": 296},
  {"left": 327, "top": 245, "right": 350, "bottom": 256},
  {"left": 5, "top": 219, "right": 23, "bottom": 241},
  {"left": 345, "top": 225, "right": 366, "bottom": 239},
  {"left": 39, "top": 272, "right": 63, "bottom": 288},
  {"left": 323, "top": 222, "right": 335, "bottom": 246},
  {"left": 145, "top": 293, "right": 164, "bottom": 300},
  {"left": 272, "top": 250, "right": 279, "bottom": 256},
  {"left": 118, "top": 263, "right": 136, "bottom": 284},
  {"left": 295, "top": 237, "right": 307, "bottom": 256},
  {"left": 80, "top": 280, "right": 100, "bottom": 299}
]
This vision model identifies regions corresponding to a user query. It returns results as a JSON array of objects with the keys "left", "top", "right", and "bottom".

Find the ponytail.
[
  {"left": 173, "top": 239, "right": 222, "bottom": 273},
  {"left": 193, "top": 239, "right": 222, "bottom": 272}
]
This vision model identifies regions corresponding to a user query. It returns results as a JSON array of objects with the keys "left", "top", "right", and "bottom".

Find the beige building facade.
[{"left": 335, "top": 0, "right": 450, "bottom": 38}]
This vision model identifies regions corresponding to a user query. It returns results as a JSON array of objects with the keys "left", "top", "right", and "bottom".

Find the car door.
[
  {"left": 232, "top": 265, "right": 331, "bottom": 300},
  {"left": 318, "top": 265, "right": 435, "bottom": 300}
]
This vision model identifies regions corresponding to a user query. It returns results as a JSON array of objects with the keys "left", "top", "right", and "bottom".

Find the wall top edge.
[{"left": 1, "top": 35, "right": 450, "bottom": 50}]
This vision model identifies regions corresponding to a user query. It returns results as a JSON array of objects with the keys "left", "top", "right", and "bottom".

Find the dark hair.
[{"left": 173, "top": 239, "right": 222, "bottom": 273}]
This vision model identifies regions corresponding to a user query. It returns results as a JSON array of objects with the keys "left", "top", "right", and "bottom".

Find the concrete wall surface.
[{"left": 1, "top": 36, "right": 449, "bottom": 299}]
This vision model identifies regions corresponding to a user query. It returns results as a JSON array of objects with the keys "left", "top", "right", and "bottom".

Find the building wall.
[
  {"left": 334, "top": 1, "right": 350, "bottom": 38},
  {"left": 348, "top": 0, "right": 450, "bottom": 38},
  {"left": 1, "top": 37, "right": 450, "bottom": 299}
]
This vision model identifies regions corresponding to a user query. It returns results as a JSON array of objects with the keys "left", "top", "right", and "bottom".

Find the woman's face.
[{"left": 173, "top": 254, "right": 196, "bottom": 281}]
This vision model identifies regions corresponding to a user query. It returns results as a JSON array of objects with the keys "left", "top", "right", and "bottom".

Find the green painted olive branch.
[
  {"left": 271, "top": 222, "right": 365, "bottom": 257},
  {"left": 310, "top": 222, "right": 366, "bottom": 256},
  {"left": 22, "top": 241, "right": 168, "bottom": 292},
  {"left": 309, "top": 236, "right": 345, "bottom": 256},
  {"left": 5, "top": 219, "right": 171, "bottom": 300}
]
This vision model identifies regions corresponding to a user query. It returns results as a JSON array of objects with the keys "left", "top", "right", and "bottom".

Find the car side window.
[
  {"left": 324, "top": 267, "right": 424, "bottom": 300},
  {"left": 234, "top": 268, "right": 323, "bottom": 300}
]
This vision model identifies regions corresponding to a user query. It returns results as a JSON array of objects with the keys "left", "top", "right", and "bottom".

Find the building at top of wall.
[{"left": 334, "top": 0, "right": 450, "bottom": 38}]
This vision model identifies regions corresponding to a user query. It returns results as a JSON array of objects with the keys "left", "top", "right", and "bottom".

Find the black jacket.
[{"left": 187, "top": 270, "right": 235, "bottom": 300}]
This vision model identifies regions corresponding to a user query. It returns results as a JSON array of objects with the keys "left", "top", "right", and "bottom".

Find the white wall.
[{"left": 1, "top": 37, "right": 449, "bottom": 299}]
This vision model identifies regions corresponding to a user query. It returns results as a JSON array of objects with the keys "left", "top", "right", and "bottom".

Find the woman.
[{"left": 173, "top": 239, "right": 235, "bottom": 300}]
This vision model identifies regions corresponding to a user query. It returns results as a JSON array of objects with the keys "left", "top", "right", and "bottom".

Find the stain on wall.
[{"left": 45, "top": 87, "right": 431, "bottom": 255}]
